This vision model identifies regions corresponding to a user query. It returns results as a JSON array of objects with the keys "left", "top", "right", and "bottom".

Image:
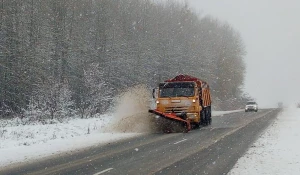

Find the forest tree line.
[{"left": 0, "top": 0, "right": 248, "bottom": 119}]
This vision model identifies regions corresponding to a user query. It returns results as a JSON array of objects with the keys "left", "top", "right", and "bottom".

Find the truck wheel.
[
  {"left": 201, "top": 110, "right": 207, "bottom": 126},
  {"left": 207, "top": 107, "right": 212, "bottom": 125},
  {"left": 194, "top": 122, "right": 201, "bottom": 129}
]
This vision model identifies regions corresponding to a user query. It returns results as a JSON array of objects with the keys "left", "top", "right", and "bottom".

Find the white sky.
[{"left": 186, "top": 0, "right": 300, "bottom": 108}]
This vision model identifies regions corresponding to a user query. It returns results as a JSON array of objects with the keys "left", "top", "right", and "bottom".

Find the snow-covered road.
[{"left": 229, "top": 107, "right": 300, "bottom": 175}]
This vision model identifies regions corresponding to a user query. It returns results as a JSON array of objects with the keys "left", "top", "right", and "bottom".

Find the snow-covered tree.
[
  {"left": 79, "top": 63, "right": 111, "bottom": 118},
  {"left": 1, "top": 0, "right": 248, "bottom": 118}
]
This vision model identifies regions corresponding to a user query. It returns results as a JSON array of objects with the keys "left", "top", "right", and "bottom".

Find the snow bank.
[
  {"left": 0, "top": 115, "right": 111, "bottom": 149},
  {"left": 0, "top": 114, "right": 140, "bottom": 168},
  {"left": 0, "top": 85, "right": 153, "bottom": 168},
  {"left": 228, "top": 107, "right": 300, "bottom": 175}
]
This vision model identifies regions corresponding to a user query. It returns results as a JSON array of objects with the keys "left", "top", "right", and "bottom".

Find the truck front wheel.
[{"left": 201, "top": 109, "right": 208, "bottom": 126}]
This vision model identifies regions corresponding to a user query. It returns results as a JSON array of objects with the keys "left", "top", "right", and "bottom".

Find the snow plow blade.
[{"left": 148, "top": 109, "right": 191, "bottom": 133}]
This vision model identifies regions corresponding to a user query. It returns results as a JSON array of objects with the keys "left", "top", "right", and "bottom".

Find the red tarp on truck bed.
[{"left": 165, "top": 74, "right": 207, "bottom": 87}]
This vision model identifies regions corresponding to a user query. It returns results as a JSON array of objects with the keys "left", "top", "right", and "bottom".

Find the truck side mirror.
[
  {"left": 152, "top": 88, "right": 155, "bottom": 98},
  {"left": 152, "top": 88, "right": 158, "bottom": 98}
]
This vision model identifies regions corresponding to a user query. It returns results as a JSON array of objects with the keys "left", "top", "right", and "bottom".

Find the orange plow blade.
[{"left": 148, "top": 109, "right": 191, "bottom": 133}]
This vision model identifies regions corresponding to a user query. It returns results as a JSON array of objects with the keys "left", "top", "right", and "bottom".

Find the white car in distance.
[{"left": 245, "top": 101, "right": 258, "bottom": 112}]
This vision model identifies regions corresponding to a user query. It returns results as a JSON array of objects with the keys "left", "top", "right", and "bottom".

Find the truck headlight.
[
  {"left": 187, "top": 113, "right": 197, "bottom": 119},
  {"left": 156, "top": 100, "right": 160, "bottom": 104}
]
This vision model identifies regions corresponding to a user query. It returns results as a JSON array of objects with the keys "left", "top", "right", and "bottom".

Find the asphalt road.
[{"left": 0, "top": 109, "right": 280, "bottom": 175}]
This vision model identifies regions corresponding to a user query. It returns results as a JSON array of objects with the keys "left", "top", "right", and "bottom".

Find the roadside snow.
[
  {"left": 0, "top": 116, "right": 112, "bottom": 149},
  {"left": 0, "top": 115, "right": 140, "bottom": 168},
  {"left": 228, "top": 107, "right": 300, "bottom": 175},
  {"left": 0, "top": 109, "right": 241, "bottom": 168}
]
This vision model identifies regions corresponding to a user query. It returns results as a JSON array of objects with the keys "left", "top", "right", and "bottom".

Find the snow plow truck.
[{"left": 149, "top": 75, "right": 212, "bottom": 133}]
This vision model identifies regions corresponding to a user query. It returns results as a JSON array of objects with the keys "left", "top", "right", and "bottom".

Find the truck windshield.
[{"left": 159, "top": 82, "right": 195, "bottom": 97}]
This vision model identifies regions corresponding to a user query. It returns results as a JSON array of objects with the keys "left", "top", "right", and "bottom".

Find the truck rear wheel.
[{"left": 207, "top": 107, "right": 212, "bottom": 125}]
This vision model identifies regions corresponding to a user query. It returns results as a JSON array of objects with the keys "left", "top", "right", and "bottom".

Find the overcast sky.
[{"left": 185, "top": 0, "right": 300, "bottom": 107}]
